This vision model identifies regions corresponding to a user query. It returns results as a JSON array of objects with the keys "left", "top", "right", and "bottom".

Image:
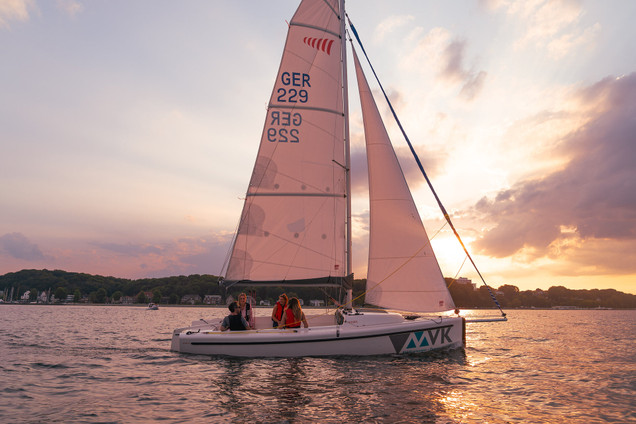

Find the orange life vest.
[
  {"left": 274, "top": 301, "right": 285, "bottom": 321},
  {"left": 285, "top": 308, "right": 301, "bottom": 328}
]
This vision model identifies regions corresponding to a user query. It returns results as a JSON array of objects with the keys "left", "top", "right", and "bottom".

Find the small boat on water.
[
  {"left": 147, "top": 303, "right": 158, "bottom": 310},
  {"left": 171, "top": 0, "right": 505, "bottom": 357}
]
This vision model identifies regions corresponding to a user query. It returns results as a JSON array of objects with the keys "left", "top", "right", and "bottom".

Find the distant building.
[
  {"left": 309, "top": 300, "right": 325, "bottom": 307},
  {"left": 121, "top": 296, "right": 134, "bottom": 305},
  {"left": 203, "top": 295, "right": 222, "bottom": 305},
  {"left": 21, "top": 290, "right": 30, "bottom": 301},
  {"left": 260, "top": 299, "right": 271, "bottom": 306},
  {"left": 181, "top": 294, "right": 202, "bottom": 305},
  {"left": 456, "top": 277, "right": 476, "bottom": 290},
  {"left": 66, "top": 294, "right": 74, "bottom": 303}
]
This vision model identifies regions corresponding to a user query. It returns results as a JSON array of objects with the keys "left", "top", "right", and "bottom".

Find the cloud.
[
  {"left": 471, "top": 73, "right": 636, "bottom": 273},
  {"left": 514, "top": 0, "right": 583, "bottom": 43},
  {"left": 374, "top": 15, "right": 415, "bottom": 42},
  {"left": 403, "top": 29, "right": 487, "bottom": 101},
  {"left": 88, "top": 233, "right": 234, "bottom": 277},
  {"left": 478, "top": 0, "right": 510, "bottom": 10},
  {"left": 0, "top": 231, "right": 235, "bottom": 279},
  {"left": 0, "top": 0, "right": 34, "bottom": 28},
  {"left": 144, "top": 234, "right": 234, "bottom": 277},
  {"left": 92, "top": 242, "right": 164, "bottom": 256},
  {"left": 489, "top": 0, "right": 600, "bottom": 59},
  {"left": 56, "top": 0, "right": 83, "bottom": 18},
  {"left": 547, "top": 22, "right": 600, "bottom": 60},
  {"left": 0, "top": 232, "right": 46, "bottom": 261},
  {"left": 440, "top": 40, "right": 488, "bottom": 101}
]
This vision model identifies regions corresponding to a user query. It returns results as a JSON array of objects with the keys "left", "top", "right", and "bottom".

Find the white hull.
[{"left": 171, "top": 310, "right": 464, "bottom": 357}]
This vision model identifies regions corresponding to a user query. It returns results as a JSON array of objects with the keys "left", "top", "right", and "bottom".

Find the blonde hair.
[{"left": 288, "top": 297, "right": 302, "bottom": 320}]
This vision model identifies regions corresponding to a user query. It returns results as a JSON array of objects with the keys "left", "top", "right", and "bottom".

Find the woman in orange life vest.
[
  {"left": 271, "top": 293, "right": 288, "bottom": 328},
  {"left": 238, "top": 292, "right": 255, "bottom": 329},
  {"left": 281, "top": 297, "right": 309, "bottom": 329}
]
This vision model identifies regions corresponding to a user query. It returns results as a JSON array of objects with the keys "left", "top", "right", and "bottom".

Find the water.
[{"left": 0, "top": 306, "right": 633, "bottom": 423}]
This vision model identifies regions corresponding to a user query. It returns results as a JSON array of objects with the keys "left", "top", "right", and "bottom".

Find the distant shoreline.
[{"left": 1, "top": 303, "right": 633, "bottom": 310}]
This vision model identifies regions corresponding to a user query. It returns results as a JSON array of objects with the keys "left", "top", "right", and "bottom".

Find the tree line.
[
  {"left": 446, "top": 278, "right": 636, "bottom": 309},
  {"left": 0, "top": 269, "right": 361, "bottom": 306},
  {"left": 1, "top": 269, "right": 634, "bottom": 309}
]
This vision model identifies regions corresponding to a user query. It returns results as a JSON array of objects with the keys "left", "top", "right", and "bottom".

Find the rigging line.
[
  {"left": 447, "top": 256, "right": 469, "bottom": 289},
  {"left": 319, "top": 287, "right": 342, "bottom": 308},
  {"left": 429, "top": 220, "right": 448, "bottom": 241},
  {"left": 453, "top": 256, "right": 469, "bottom": 280},
  {"left": 347, "top": 15, "right": 506, "bottom": 318}
]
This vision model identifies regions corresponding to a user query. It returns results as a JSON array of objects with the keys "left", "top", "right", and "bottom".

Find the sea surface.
[{"left": 0, "top": 306, "right": 633, "bottom": 423}]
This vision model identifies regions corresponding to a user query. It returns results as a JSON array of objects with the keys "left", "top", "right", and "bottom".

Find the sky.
[{"left": 1, "top": 0, "right": 635, "bottom": 294}]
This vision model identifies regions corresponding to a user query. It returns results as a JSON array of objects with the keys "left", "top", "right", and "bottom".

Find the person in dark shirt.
[{"left": 220, "top": 301, "right": 250, "bottom": 331}]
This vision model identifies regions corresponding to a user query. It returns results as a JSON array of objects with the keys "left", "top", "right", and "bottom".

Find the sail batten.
[
  {"left": 268, "top": 104, "right": 342, "bottom": 115},
  {"left": 247, "top": 193, "right": 345, "bottom": 198},
  {"left": 290, "top": 22, "right": 340, "bottom": 38}
]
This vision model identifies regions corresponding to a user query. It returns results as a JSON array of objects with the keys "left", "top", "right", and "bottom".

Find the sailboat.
[{"left": 171, "top": 0, "right": 503, "bottom": 357}]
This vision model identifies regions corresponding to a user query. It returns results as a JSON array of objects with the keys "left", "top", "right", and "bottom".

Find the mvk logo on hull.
[{"left": 389, "top": 325, "right": 453, "bottom": 353}]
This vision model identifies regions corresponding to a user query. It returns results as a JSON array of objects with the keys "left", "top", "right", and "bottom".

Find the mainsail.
[
  {"left": 225, "top": 0, "right": 455, "bottom": 312},
  {"left": 353, "top": 48, "right": 455, "bottom": 313},
  {"left": 224, "top": 0, "right": 348, "bottom": 286}
]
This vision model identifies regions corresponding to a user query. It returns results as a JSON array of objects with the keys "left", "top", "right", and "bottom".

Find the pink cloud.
[{"left": 471, "top": 73, "right": 636, "bottom": 273}]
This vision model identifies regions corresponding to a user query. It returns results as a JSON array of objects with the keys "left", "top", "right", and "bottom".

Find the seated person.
[
  {"left": 238, "top": 292, "right": 255, "bottom": 328},
  {"left": 271, "top": 293, "right": 288, "bottom": 328},
  {"left": 280, "top": 297, "right": 309, "bottom": 329},
  {"left": 220, "top": 301, "right": 251, "bottom": 331}
]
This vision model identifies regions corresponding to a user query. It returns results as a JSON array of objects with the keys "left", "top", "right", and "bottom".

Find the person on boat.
[
  {"left": 237, "top": 292, "right": 255, "bottom": 328},
  {"left": 271, "top": 293, "right": 288, "bottom": 328},
  {"left": 220, "top": 301, "right": 250, "bottom": 331},
  {"left": 280, "top": 297, "right": 308, "bottom": 329}
]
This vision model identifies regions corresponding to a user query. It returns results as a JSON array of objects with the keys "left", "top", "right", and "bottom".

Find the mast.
[{"left": 340, "top": 0, "right": 353, "bottom": 309}]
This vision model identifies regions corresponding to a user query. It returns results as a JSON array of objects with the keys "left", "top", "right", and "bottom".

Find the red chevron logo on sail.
[{"left": 303, "top": 37, "right": 335, "bottom": 55}]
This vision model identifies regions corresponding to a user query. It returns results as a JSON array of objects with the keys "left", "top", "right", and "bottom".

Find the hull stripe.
[{"left": 187, "top": 324, "right": 454, "bottom": 346}]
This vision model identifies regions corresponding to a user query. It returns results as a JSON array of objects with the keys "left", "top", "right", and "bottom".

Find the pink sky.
[{"left": 1, "top": 1, "right": 635, "bottom": 294}]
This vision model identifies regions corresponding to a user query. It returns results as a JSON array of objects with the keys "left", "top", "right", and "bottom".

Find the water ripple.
[{"left": 0, "top": 306, "right": 634, "bottom": 423}]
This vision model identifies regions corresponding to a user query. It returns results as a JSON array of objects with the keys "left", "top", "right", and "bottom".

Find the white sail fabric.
[
  {"left": 225, "top": 0, "right": 346, "bottom": 283},
  {"left": 353, "top": 49, "right": 455, "bottom": 313}
]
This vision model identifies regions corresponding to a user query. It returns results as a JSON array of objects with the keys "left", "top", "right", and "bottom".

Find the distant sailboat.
[{"left": 171, "top": 0, "right": 504, "bottom": 357}]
